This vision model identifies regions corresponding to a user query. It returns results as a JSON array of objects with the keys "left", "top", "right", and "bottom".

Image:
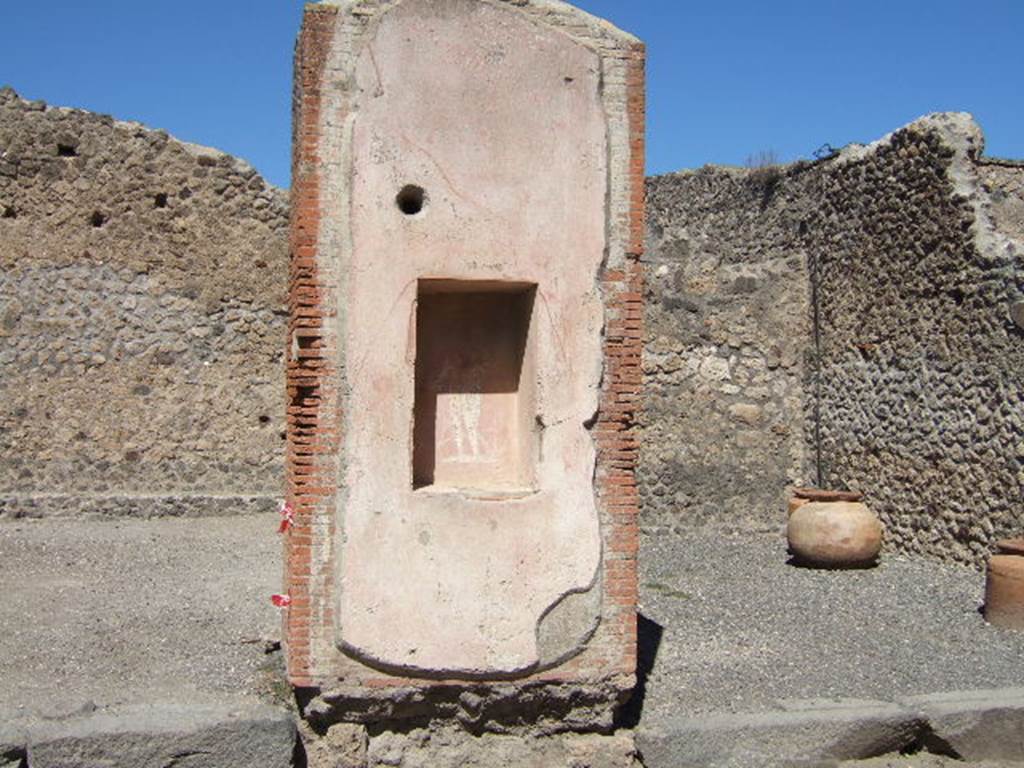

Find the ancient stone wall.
[
  {"left": 0, "top": 87, "right": 289, "bottom": 518},
  {"left": 809, "top": 115, "right": 1024, "bottom": 566},
  {"left": 642, "top": 165, "right": 815, "bottom": 533},
  {"left": 644, "top": 114, "right": 1023, "bottom": 566},
  {"left": 979, "top": 159, "right": 1024, "bottom": 243},
  {"left": 3, "top": 75, "right": 1018, "bottom": 573}
]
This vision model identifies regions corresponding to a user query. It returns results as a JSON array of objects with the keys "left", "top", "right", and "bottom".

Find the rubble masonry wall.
[
  {"left": 3, "top": 89, "right": 1020, "bottom": 565},
  {"left": 644, "top": 114, "right": 1024, "bottom": 566},
  {"left": 0, "top": 87, "right": 289, "bottom": 518}
]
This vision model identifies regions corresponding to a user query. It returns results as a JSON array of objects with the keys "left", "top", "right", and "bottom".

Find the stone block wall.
[
  {"left": 642, "top": 165, "right": 814, "bottom": 533},
  {"left": 0, "top": 87, "right": 289, "bottom": 518}
]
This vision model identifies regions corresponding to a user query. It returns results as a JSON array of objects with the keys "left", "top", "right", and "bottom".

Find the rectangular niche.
[{"left": 413, "top": 280, "right": 537, "bottom": 493}]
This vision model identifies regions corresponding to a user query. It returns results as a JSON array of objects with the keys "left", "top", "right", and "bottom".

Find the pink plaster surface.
[{"left": 339, "top": 0, "right": 608, "bottom": 677}]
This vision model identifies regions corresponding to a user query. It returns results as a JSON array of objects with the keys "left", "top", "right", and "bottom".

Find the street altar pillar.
[{"left": 285, "top": 0, "right": 644, "bottom": 722}]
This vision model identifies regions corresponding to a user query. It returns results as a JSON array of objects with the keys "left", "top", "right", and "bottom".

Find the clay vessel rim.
[
  {"left": 988, "top": 555, "right": 1024, "bottom": 579},
  {"left": 995, "top": 538, "right": 1024, "bottom": 556},
  {"left": 792, "top": 487, "right": 864, "bottom": 502}
]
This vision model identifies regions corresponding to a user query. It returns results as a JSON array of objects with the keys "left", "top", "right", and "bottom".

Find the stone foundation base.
[{"left": 301, "top": 721, "right": 638, "bottom": 768}]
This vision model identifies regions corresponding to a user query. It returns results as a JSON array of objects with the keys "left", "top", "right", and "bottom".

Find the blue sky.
[{"left": 3, "top": 1, "right": 1022, "bottom": 188}]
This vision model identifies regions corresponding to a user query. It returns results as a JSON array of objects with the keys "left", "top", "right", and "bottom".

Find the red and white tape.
[{"left": 277, "top": 501, "right": 295, "bottom": 534}]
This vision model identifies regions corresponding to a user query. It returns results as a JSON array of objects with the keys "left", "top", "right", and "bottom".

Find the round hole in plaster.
[{"left": 396, "top": 184, "right": 426, "bottom": 216}]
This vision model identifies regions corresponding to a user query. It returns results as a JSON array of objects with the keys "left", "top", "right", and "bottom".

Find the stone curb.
[
  {"left": 637, "top": 698, "right": 923, "bottom": 768},
  {"left": 4, "top": 701, "right": 295, "bottom": 768},
  {"left": 637, "top": 688, "right": 1024, "bottom": 768},
  {"left": 897, "top": 688, "right": 1024, "bottom": 763}
]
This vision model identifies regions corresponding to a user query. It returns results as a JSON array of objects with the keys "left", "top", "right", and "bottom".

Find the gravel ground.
[
  {"left": 636, "top": 528, "right": 1024, "bottom": 725},
  {"left": 4, "top": 512, "right": 1022, "bottom": 767},
  {"left": 0, "top": 513, "right": 285, "bottom": 718}
]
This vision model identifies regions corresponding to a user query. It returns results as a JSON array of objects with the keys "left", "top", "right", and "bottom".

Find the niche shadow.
[{"left": 412, "top": 282, "right": 536, "bottom": 489}]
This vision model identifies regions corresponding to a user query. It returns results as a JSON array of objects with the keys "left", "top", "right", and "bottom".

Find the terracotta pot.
[
  {"left": 985, "top": 539, "right": 1024, "bottom": 630},
  {"left": 788, "top": 487, "right": 864, "bottom": 517},
  {"left": 787, "top": 501, "right": 883, "bottom": 568}
]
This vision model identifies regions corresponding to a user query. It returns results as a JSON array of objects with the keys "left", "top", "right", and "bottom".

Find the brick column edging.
[{"left": 285, "top": 5, "right": 341, "bottom": 688}]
